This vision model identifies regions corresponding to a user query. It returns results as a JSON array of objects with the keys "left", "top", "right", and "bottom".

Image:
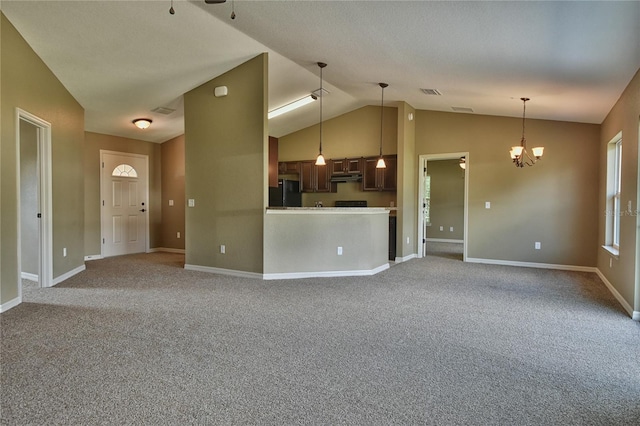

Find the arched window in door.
[{"left": 111, "top": 164, "right": 138, "bottom": 178}]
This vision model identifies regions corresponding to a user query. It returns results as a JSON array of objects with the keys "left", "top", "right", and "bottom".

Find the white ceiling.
[{"left": 2, "top": 0, "right": 639, "bottom": 143}]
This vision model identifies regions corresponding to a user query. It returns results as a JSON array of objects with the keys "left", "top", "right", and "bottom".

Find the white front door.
[{"left": 101, "top": 151, "right": 148, "bottom": 257}]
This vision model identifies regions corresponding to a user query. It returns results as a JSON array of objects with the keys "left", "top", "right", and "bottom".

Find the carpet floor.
[{"left": 1, "top": 245, "right": 639, "bottom": 425}]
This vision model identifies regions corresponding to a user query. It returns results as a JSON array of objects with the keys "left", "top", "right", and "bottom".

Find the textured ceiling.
[{"left": 2, "top": 0, "right": 639, "bottom": 143}]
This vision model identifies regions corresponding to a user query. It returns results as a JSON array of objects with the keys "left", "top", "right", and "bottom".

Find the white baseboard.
[
  {"left": 84, "top": 254, "right": 103, "bottom": 261},
  {"left": 52, "top": 264, "right": 86, "bottom": 286},
  {"left": 21, "top": 272, "right": 38, "bottom": 282},
  {"left": 184, "top": 264, "right": 262, "bottom": 279},
  {"left": 426, "top": 238, "right": 464, "bottom": 244},
  {"left": 595, "top": 268, "right": 637, "bottom": 320},
  {"left": 394, "top": 254, "right": 417, "bottom": 263},
  {"left": 263, "top": 263, "right": 390, "bottom": 280},
  {"left": 149, "top": 247, "right": 186, "bottom": 254},
  {"left": 0, "top": 296, "right": 22, "bottom": 313},
  {"left": 466, "top": 257, "right": 597, "bottom": 273}
]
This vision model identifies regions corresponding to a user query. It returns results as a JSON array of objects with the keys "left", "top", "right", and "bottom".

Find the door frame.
[
  {"left": 417, "top": 152, "right": 469, "bottom": 260},
  {"left": 99, "top": 150, "right": 150, "bottom": 257},
  {"left": 16, "top": 108, "right": 53, "bottom": 291}
]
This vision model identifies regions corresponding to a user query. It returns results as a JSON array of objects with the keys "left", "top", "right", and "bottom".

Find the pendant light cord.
[
  {"left": 380, "top": 85, "right": 384, "bottom": 157},
  {"left": 319, "top": 64, "right": 323, "bottom": 155}
]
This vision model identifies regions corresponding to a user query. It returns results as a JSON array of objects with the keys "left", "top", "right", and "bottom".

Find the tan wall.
[
  {"left": 279, "top": 105, "right": 398, "bottom": 208},
  {"left": 396, "top": 102, "right": 417, "bottom": 259},
  {"left": 161, "top": 135, "right": 185, "bottom": 250},
  {"left": 426, "top": 159, "right": 465, "bottom": 241},
  {"left": 84, "top": 132, "right": 162, "bottom": 256},
  {"left": 416, "top": 110, "right": 600, "bottom": 266},
  {"left": 1, "top": 13, "right": 85, "bottom": 305},
  {"left": 184, "top": 54, "right": 267, "bottom": 273},
  {"left": 598, "top": 68, "right": 640, "bottom": 314}
]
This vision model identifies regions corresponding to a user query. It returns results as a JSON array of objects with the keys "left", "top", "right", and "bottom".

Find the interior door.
[{"left": 101, "top": 152, "right": 148, "bottom": 257}]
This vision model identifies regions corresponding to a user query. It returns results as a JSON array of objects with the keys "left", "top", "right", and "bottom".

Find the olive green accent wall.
[
  {"left": 279, "top": 105, "right": 398, "bottom": 208},
  {"left": 1, "top": 13, "right": 84, "bottom": 305},
  {"left": 20, "top": 120, "right": 38, "bottom": 275},
  {"left": 416, "top": 110, "right": 600, "bottom": 266},
  {"left": 84, "top": 132, "right": 162, "bottom": 256},
  {"left": 184, "top": 54, "right": 267, "bottom": 273},
  {"left": 598, "top": 68, "right": 640, "bottom": 314},
  {"left": 396, "top": 102, "right": 417, "bottom": 259},
  {"left": 161, "top": 134, "right": 185, "bottom": 250},
  {"left": 426, "top": 159, "right": 465, "bottom": 241}
]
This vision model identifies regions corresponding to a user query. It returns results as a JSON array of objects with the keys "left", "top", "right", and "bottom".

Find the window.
[
  {"left": 112, "top": 163, "right": 138, "bottom": 178},
  {"left": 612, "top": 138, "right": 622, "bottom": 249},
  {"left": 605, "top": 134, "right": 622, "bottom": 253}
]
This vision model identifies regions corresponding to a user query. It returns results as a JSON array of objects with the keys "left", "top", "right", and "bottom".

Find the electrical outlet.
[
  {"left": 63, "top": 247, "right": 67, "bottom": 257},
  {"left": 337, "top": 246, "right": 343, "bottom": 255},
  {"left": 220, "top": 245, "right": 225, "bottom": 254},
  {"left": 535, "top": 242, "right": 541, "bottom": 250},
  {"left": 406, "top": 237, "right": 410, "bottom": 244},
  {"left": 169, "top": 199, "right": 174, "bottom": 206},
  {"left": 177, "top": 232, "right": 180, "bottom": 239}
]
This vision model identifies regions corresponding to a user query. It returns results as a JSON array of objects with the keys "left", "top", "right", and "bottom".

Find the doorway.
[
  {"left": 100, "top": 151, "right": 149, "bottom": 257},
  {"left": 417, "top": 153, "right": 469, "bottom": 260},
  {"left": 17, "top": 109, "right": 53, "bottom": 292}
]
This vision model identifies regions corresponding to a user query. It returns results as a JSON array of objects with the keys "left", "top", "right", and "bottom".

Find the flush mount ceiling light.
[
  {"left": 132, "top": 118, "right": 152, "bottom": 130},
  {"left": 315, "top": 62, "right": 327, "bottom": 166},
  {"left": 268, "top": 95, "right": 317, "bottom": 119},
  {"left": 376, "top": 82, "right": 389, "bottom": 169},
  {"left": 510, "top": 98, "right": 544, "bottom": 167},
  {"left": 459, "top": 157, "right": 466, "bottom": 169}
]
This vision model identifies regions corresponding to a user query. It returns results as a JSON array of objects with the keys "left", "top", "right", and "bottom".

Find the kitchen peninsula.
[{"left": 263, "top": 207, "right": 390, "bottom": 279}]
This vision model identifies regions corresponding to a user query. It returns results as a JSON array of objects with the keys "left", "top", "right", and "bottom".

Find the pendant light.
[
  {"left": 376, "top": 83, "right": 388, "bottom": 169},
  {"left": 509, "top": 97, "right": 544, "bottom": 167},
  {"left": 315, "top": 62, "right": 327, "bottom": 166}
]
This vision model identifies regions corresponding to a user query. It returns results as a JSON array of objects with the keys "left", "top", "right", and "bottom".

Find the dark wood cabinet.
[
  {"left": 301, "top": 161, "right": 333, "bottom": 193},
  {"left": 363, "top": 155, "right": 397, "bottom": 191},
  {"left": 330, "top": 158, "right": 363, "bottom": 175},
  {"left": 278, "top": 161, "right": 300, "bottom": 175}
]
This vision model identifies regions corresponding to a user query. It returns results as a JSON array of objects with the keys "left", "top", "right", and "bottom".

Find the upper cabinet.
[
  {"left": 300, "top": 161, "right": 333, "bottom": 193},
  {"left": 363, "top": 155, "right": 397, "bottom": 191},
  {"left": 330, "top": 158, "right": 363, "bottom": 175},
  {"left": 279, "top": 161, "right": 300, "bottom": 175}
]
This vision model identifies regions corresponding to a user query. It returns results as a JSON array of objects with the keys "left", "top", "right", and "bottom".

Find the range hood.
[{"left": 330, "top": 173, "right": 362, "bottom": 183}]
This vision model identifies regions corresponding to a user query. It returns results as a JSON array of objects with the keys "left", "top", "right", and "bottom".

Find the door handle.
[{"left": 139, "top": 209, "right": 146, "bottom": 212}]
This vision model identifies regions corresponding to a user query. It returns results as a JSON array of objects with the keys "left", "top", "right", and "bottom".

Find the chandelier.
[{"left": 510, "top": 97, "right": 544, "bottom": 167}]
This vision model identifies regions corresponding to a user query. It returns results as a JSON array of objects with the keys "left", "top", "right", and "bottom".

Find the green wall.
[
  {"left": 426, "top": 159, "right": 465, "bottom": 241},
  {"left": 184, "top": 54, "right": 268, "bottom": 274},
  {"left": 161, "top": 134, "right": 185, "bottom": 251},
  {"left": 1, "top": 13, "right": 85, "bottom": 306},
  {"left": 83, "top": 132, "right": 162, "bottom": 257},
  {"left": 396, "top": 102, "right": 417, "bottom": 259},
  {"left": 597, "top": 68, "right": 640, "bottom": 315}
]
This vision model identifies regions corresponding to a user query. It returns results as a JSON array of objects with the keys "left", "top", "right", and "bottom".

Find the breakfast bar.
[{"left": 263, "top": 207, "right": 390, "bottom": 279}]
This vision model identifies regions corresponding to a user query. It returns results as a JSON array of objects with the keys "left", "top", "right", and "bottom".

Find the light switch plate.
[
  {"left": 485, "top": 202, "right": 491, "bottom": 209},
  {"left": 188, "top": 199, "right": 195, "bottom": 207}
]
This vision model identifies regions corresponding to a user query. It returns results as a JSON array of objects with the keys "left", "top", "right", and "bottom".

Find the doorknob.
[{"left": 139, "top": 209, "right": 146, "bottom": 212}]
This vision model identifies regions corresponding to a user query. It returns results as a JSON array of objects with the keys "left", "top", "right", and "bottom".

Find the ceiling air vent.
[
  {"left": 451, "top": 106, "right": 474, "bottom": 113},
  {"left": 421, "top": 88, "right": 442, "bottom": 96},
  {"left": 151, "top": 106, "right": 176, "bottom": 115}
]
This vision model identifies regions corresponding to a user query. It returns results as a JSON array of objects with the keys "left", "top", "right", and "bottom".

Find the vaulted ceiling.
[{"left": 2, "top": 1, "right": 639, "bottom": 143}]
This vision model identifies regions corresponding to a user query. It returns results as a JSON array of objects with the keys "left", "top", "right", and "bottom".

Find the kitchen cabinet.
[
  {"left": 363, "top": 155, "right": 397, "bottom": 191},
  {"left": 300, "top": 161, "right": 333, "bottom": 193},
  {"left": 278, "top": 161, "right": 300, "bottom": 175},
  {"left": 330, "top": 158, "right": 363, "bottom": 175}
]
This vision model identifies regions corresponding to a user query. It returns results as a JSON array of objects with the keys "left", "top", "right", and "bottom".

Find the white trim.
[
  {"left": 426, "top": 238, "right": 464, "bottom": 244},
  {"left": 21, "top": 272, "right": 39, "bottom": 282},
  {"left": 149, "top": 247, "right": 186, "bottom": 254},
  {"left": 52, "top": 264, "right": 86, "bottom": 286},
  {"left": 263, "top": 263, "right": 390, "bottom": 280},
  {"left": 84, "top": 254, "right": 104, "bottom": 261},
  {"left": 394, "top": 254, "right": 417, "bottom": 263},
  {"left": 595, "top": 268, "right": 636, "bottom": 319},
  {"left": 0, "top": 297, "right": 22, "bottom": 313},
  {"left": 184, "top": 264, "right": 263, "bottom": 279},
  {"left": 466, "top": 257, "right": 597, "bottom": 273}
]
